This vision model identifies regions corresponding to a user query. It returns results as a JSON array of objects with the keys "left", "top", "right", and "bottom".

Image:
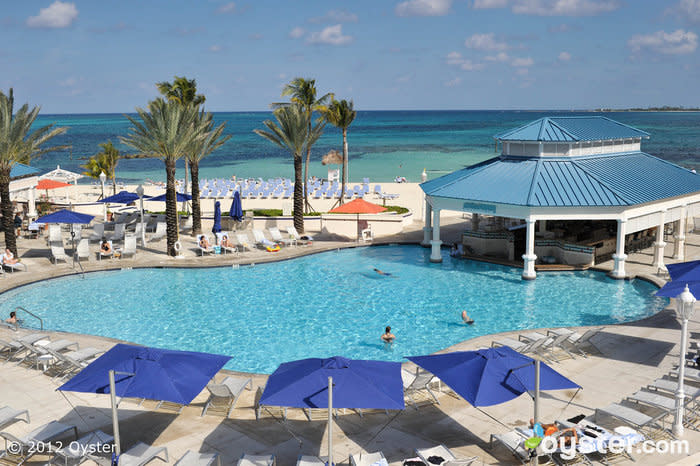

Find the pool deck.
[{"left": 2, "top": 220, "right": 700, "bottom": 465}]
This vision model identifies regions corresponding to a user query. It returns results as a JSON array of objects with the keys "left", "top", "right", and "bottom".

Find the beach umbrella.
[
  {"left": 328, "top": 198, "right": 387, "bottom": 240},
  {"left": 259, "top": 356, "right": 404, "bottom": 466},
  {"left": 407, "top": 347, "right": 580, "bottom": 425},
  {"left": 59, "top": 343, "right": 231, "bottom": 456},
  {"left": 229, "top": 190, "right": 243, "bottom": 221},
  {"left": 212, "top": 201, "right": 222, "bottom": 235},
  {"left": 321, "top": 149, "right": 343, "bottom": 166},
  {"left": 37, "top": 178, "right": 73, "bottom": 204},
  {"left": 146, "top": 192, "right": 192, "bottom": 202},
  {"left": 98, "top": 191, "right": 139, "bottom": 204},
  {"left": 656, "top": 260, "right": 700, "bottom": 298},
  {"left": 37, "top": 210, "right": 94, "bottom": 268}
]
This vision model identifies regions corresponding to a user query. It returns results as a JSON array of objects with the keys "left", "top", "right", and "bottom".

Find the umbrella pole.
[
  {"left": 328, "top": 376, "right": 333, "bottom": 466},
  {"left": 534, "top": 360, "right": 540, "bottom": 426},
  {"left": 109, "top": 370, "right": 121, "bottom": 456}
]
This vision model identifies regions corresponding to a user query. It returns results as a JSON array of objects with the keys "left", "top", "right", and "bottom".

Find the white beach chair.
[
  {"left": 108, "top": 223, "right": 125, "bottom": 242},
  {"left": 117, "top": 442, "right": 169, "bottom": 466},
  {"left": 237, "top": 453, "right": 275, "bottom": 466},
  {"left": 16, "top": 338, "right": 79, "bottom": 368},
  {"left": 350, "top": 451, "right": 387, "bottom": 466},
  {"left": 489, "top": 430, "right": 532, "bottom": 465},
  {"left": 236, "top": 233, "right": 254, "bottom": 252},
  {"left": 48, "top": 224, "right": 62, "bottom": 244},
  {"left": 0, "top": 420, "right": 79, "bottom": 465},
  {"left": 415, "top": 445, "right": 478, "bottom": 466},
  {"left": 215, "top": 232, "right": 237, "bottom": 254},
  {"left": 202, "top": 375, "right": 253, "bottom": 417},
  {"left": 287, "top": 226, "right": 311, "bottom": 245},
  {"left": 595, "top": 403, "right": 671, "bottom": 438},
  {"left": 252, "top": 229, "right": 278, "bottom": 249},
  {"left": 296, "top": 456, "right": 325, "bottom": 466},
  {"left": 149, "top": 222, "right": 166, "bottom": 242},
  {"left": 121, "top": 235, "right": 137, "bottom": 258},
  {"left": 50, "top": 429, "right": 113, "bottom": 466},
  {"left": 50, "top": 243, "right": 69, "bottom": 264},
  {"left": 403, "top": 368, "right": 441, "bottom": 408},
  {"left": 175, "top": 450, "right": 220, "bottom": 466},
  {"left": 269, "top": 227, "right": 295, "bottom": 247},
  {"left": 197, "top": 234, "right": 215, "bottom": 256},
  {"left": 88, "top": 223, "right": 105, "bottom": 242},
  {"left": 0, "top": 406, "right": 29, "bottom": 430},
  {"left": 98, "top": 240, "right": 114, "bottom": 260},
  {"left": 75, "top": 238, "right": 90, "bottom": 262},
  {"left": 1, "top": 255, "right": 27, "bottom": 272}
]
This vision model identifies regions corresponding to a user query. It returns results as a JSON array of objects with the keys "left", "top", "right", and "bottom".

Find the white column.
[
  {"left": 653, "top": 209, "right": 667, "bottom": 272},
  {"left": 611, "top": 218, "right": 628, "bottom": 279},
  {"left": 522, "top": 218, "right": 537, "bottom": 280},
  {"left": 27, "top": 187, "right": 37, "bottom": 218},
  {"left": 421, "top": 200, "right": 432, "bottom": 247},
  {"left": 674, "top": 206, "right": 687, "bottom": 260},
  {"left": 430, "top": 208, "right": 442, "bottom": 263}
]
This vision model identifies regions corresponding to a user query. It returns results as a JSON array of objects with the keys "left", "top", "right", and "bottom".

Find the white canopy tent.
[{"left": 40, "top": 165, "right": 83, "bottom": 185}]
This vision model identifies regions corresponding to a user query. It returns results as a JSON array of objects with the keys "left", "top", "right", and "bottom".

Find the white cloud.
[
  {"left": 485, "top": 51, "right": 510, "bottom": 62},
  {"left": 445, "top": 77, "right": 463, "bottom": 87},
  {"left": 511, "top": 56, "right": 534, "bottom": 66},
  {"left": 278, "top": 73, "right": 287, "bottom": 80},
  {"left": 628, "top": 29, "right": 698, "bottom": 55},
  {"left": 511, "top": 0, "right": 620, "bottom": 16},
  {"left": 446, "top": 51, "right": 464, "bottom": 64},
  {"left": 516, "top": 68, "right": 529, "bottom": 75},
  {"left": 678, "top": 0, "right": 700, "bottom": 23},
  {"left": 396, "top": 74, "right": 413, "bottom": 83},
  {"left": 464, "top": 33, "right": 508, "bottom": 51},
  {"left": 558, "top": 51, "right": 571, "bottom": 61},
  {"left": 395, "top": 0, "right": 452, "bottom": 17},
  {"left": 307, "top": 24, "right": 353, "bottom": 45},
  {"left": 309, "top": 10, "right": 358, "bottom": 23},
  {"left": 472, "top": 0, "right": 509, "bottom": 8},
  {"left": 27, "top": 1, "right": 78, "bottom": 28},
  {"left": 216, "top": 2, "right": 236, "bottom": 14},
  {"left": 446, "top": 52, "right": 484, "bottom": 70},
  {"left": 209, "top": 44, "right": 222, "bottom": 52},
  {"left": 289, "top": 27, "right": 305, "bottom": 39}
]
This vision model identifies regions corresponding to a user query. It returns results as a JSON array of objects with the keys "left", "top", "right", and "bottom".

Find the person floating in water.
[
  {"left": 374, "top": 268, "right": 392, "bottom": 276},
  {"left": 461, "top": 310, "right": 474, "bottom": 325},
  {"left": 381, "top": 326, "right": 396, "bottom": 344}
]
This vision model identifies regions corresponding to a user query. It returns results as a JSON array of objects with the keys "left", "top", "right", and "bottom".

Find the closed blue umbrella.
[
  {"left": 212, "top": 201, "right": 222, "bottom": 234},
  {"left": 146, "top": 192, "right": 192, "bottom": 202},
  {"left": 60, "top": 343, "right": 231, "bottom": 456},
  {"left": 36, "top": 209, "right": 94, "bottom": 224},
  {"left": 229, "top": 190, "right": 243, "bottom": 221},
  {"left": 98, "top": 191, "right": 139, "bottom": 204}
]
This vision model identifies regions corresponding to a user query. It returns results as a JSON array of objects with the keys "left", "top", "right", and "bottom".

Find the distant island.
[{"left": 595, "top": 106, "right": 700, "bottom": 112}]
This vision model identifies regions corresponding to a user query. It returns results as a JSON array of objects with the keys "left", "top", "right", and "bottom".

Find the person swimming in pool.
[
  {"left": 373, "top": 268, "right": 391, "bottom": 276},
  {"left": 461, "top": 310, "right": 474, "bottom": 325},
  {"left": 381, "top": 326, "right": 396, "bottom": 344}
]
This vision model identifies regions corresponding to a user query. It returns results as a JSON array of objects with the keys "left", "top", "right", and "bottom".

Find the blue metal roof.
[
  {"left": 421, "top": 152, "right": 700, "bottom": 207},
  {"left": 10, "top": 163, "right": 40, "bottom": 179},
  {"left": 495, "top": 116, "right": 649, "bottom": 142}
]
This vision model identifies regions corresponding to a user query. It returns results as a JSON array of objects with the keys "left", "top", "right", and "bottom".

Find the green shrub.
[
  {"left": 383, "top": 205, "right": 409, "bottom": 214},
  {"left": 253, "top": 209, "right": 321, "bottom": 217}
]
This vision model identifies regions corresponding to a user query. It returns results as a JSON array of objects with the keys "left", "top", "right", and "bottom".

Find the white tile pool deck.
[{"left": 1, "top": 221, "right": 700, "bottom": 465}]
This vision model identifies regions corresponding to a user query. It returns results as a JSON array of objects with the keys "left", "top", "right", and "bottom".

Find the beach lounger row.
[
  {"left": 491, "top": 327, "right": 605, "bottom": 362},
  {"left": 195, "top": 227, "right": 309, "bottom": 257}
]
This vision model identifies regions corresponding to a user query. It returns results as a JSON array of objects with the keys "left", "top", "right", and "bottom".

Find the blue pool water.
[{"left": 0, "top": 246, "right": 666, "bottom": 373}]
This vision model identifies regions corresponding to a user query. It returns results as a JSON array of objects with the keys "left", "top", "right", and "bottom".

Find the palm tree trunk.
[
  {"left": 190, "top": 161, "right": 202, "bottom": 235},
  {"left": 111, "top": 177, "right": 117, "bottom": 196},
  {"left": 293, "top": 155, "right": 304, "bottom": 234},
  {"left": 165, "top": 159, "right": 179, "bottom": 256},
  {"left": 303, "top": 114, "right": 312, "bottom": 213},
  {"left": 0, "top": 168, "right": 17, "bottom": 256},
  {"left": 340, "top": 128, "right": 348, "bottom": 205}
]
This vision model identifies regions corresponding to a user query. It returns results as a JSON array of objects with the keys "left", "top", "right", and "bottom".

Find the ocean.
[{"left": 31, "top": 110, "right": 700, "bottom": 184}]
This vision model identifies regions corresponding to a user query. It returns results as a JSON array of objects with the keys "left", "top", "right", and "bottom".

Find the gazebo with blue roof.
[{"left": 420, "top": 116, "right": 700, "bottom": 279}]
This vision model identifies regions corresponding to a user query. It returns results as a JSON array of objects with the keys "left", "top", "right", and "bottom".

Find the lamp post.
[
  {"left": 99, "top": 172, "right": 107, "bottom": 221},
  {"left": 673, "top": 284, "right": 696, "bottom": 437},
  {"left": 136, "top": 184, "right": 146, "bottom": 247}
]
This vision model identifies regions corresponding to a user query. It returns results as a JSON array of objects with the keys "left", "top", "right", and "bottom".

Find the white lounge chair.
[
  {"left": 236, "top": 233, "right": 254, "bottom": 252},
  {"left": 47, "top": 347, "right": 102, "bottom": 378},
  {"left": 489, "top": 430, "right": 532, "bottom": 465},
  {"left": 48, "top": 224, "right": 62, "bottom": 244},
  {"left": 202, "top": 376, "right": 253, "bottom": 417},
  {"left": 296, "top": 456, "right": 325, "bottom": 466},
  {"left": 149, "top": 222, "right": 166, "bottom": 242},
  {"left": 197, "top": 234, "right": 215, "bottom": 256},
  {"left": 50, "top": 243, "right": 69, "bottom": 264},
  {"left": 237, "top": 453, "right": 275, "bottom": 466},
  {"left": 1, "top": 256, "right": 26, "bottom": 272},
  {"left": 88, "top": 223, "right": 105, "bottom": 242},
  {"left": 269, "top": 227, "right": 295, "bottom": 247},
  {"left": 76, "top": 238, "right": 90, "bottom": 262},
  {"left": 1, "top": 333, "right": 50, "bottom": 360},
  {"left": 215, "top": 232, "right": 237, "bottom": 254},
  {"left": 595, "top": 403, "right": 671, "bottom": 438},
  {"left": 50, "top": 430, "right": 113, "bottom": 466},
  {"left": 0, "top": 420, "right": 78, "bottom": 465},
  {"left": 287, "top": 226, "right": 311, "bottom": 245},
  {"left": 252, "top": 229, "right": 278, "bottom": 249},
  {"left": 98, "top": 240, "right": 114, "bottom": 260},
  {"left": 117, "top": 442, "right": 169, "bottom": 466},
  {"left": 350, "top": 451, "right": 387, "bottom": 466},
  {"left": 108, "top": 223, "right": 126, "bottom": 242},
  {"left": 0, "top": 406, "right": 29, "bottom": 430},
  {"left": 16, "top": 338, "right": 79, "bottom": 368},
  {"left": 415, "top": 445, "right": 477, "bottom": 466},
  {"left": 121, "top": 235, "right": 137, "bottom": 258},
  {"left": 403, "top": 368, "right": 440, "bottom": 408},
  {"left": 174, "top": 450, "right": 220, "bottom": 466}
]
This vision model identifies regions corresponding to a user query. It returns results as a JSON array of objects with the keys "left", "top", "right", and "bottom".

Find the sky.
[{"left": 1, "top": 0, "right": 699, "bottom": 113}]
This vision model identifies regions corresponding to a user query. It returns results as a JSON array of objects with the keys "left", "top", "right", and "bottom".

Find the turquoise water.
[
  {"left": 32, "top": 111, "right": 700, "bottom": 183},
  {"left": 0, "top": 246, "right": 666, "bottom": 373}
]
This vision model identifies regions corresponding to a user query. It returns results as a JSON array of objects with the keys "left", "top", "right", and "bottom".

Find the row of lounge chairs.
[
  {"left": 196, "top": 227, "right": 310, "bottom": 256},
  {"left": 492, "top": 327, "right": 605, "bottom": 363}
]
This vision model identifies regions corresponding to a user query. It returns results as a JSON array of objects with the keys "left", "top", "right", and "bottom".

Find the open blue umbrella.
[
  {"left": 212, "top": 201, "right": 222, "bottom": 234},
  {"left": 60, "top": 343, "right": 231, "bottom": 456},
  {"left": 98, "top": 191, "right": 139, "bottom": 204},
  {"left": 229, "top": 190, "right": 243, "bottom": 221},
  {"left": 407, "top": 346, "right": 579, "bottom": 428},
  {"left": 667, "top": 260, "right": 700, "bottom": 282},
  {"left": 146, "top": 192, "right": 192, "bottom": 202},
  {"left": 656, "top": 279, "right": 700, "bottom": 298},
  {"left": 260, "top": 356, "right": 404, "bottom": 465},
  {"left": 36, "top": 209, "right": 94, "bottom": 224}
]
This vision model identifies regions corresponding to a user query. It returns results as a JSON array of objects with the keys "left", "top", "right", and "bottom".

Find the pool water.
[{"left": 0, "top": 246, "right": 666, "bottom": 373}]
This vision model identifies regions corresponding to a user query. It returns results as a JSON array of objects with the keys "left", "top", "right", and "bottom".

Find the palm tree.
[
  {"left": 156, "top": 76, "right": 207, "bottom": 231},
  {"left": 0, "top": 89, "right": 67, "bottom": 256},
  {"left": 120, "top": 99, "right": 202, "bottom": 256},
  {"left": 322, "top": 99, "right": 356, "bottom": 206},
  {"left": 188, "top": 111, "right": 231, "bottom": 234},
  {"left": 81, "top": 141, "right": 121, "bottom": 196},
  {"left": 274, "top": 78, "right": 332, "bottom": 212},
  {"left": 254, "top": 105, "right": 324, "bottom": 233}
]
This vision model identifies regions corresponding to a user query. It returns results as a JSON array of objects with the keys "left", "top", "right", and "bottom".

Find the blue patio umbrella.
[
  {"left": 656, "top": 260, "right": 700, "bottom": 298},
  {"left": 259, "top": 356, "right": 404, "bottom": 465},
  {"left": 36, "top": 209, "right": 94, "bottom": 224},
  {"left": 229, "top": 190, "right": 243, "bottom": 221},
  {"left": 212, "top": 201, "right": 222, "bottom": 235},
  {"left": 407, "top": 347, "right": 580, "bottom": 426},
  {"left": 60, "top": 343, "right": 231, "bottom": 455},
  {"left": 98, "top": 191, "right": 139, "bottom": 204},
  {"left": 146, "top": 192, "right": 192, "bottom": 202},
  {"left": 667, "top": 260, "right": 700, "bottom": 281}
]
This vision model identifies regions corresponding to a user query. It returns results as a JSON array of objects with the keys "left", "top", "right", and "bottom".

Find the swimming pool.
[{"left": 0, "top": 245, "right": 666, "bottom": 373}]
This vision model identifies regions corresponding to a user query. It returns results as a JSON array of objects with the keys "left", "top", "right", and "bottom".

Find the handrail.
[{"left": 14, "top": 306, "right": 43, "bottom": 330}]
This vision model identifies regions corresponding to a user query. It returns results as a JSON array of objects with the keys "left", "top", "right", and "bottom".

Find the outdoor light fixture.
[{"left": 673, "top": 284, "right": 696, "bottom": 436}]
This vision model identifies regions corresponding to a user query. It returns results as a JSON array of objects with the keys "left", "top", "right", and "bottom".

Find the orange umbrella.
[
  {"left": 37, "top": 179, "right": 72, "bottom": 190},
  {"left": 328, "top": 199, "right": 387, "bottom": 240}
]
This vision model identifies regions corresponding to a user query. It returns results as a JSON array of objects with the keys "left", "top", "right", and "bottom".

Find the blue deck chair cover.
[
  {"left": 260, "top": 356, "right": 404, "bottom": 410},
  {"left": 229, "top": 191, "right": 243, "bottom": 221},
  {"left": 36, "top": 209, "right": 94, "bottom": 224},
  {"left": 212, "top": 201, "right": 222, "bottom": 234},
  {"left": 98, "top": 191, "right": 139, "bottom": 204},
  {"left": 407, "top": 346, "right": 580, "bottom": 407},
  {"left": 59, "top": 343, "right": 231, "bottom": 405},
  {"left": 146, "top": 192, "right": 192, "bottom": 203}
]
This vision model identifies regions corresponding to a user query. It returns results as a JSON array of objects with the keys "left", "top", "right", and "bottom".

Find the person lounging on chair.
[
  {"left": 1, "top": 249, "right": 26, "bottom": 272},
  {"left": 197, "top": 234, "right": 215, "bottom": 256}
]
